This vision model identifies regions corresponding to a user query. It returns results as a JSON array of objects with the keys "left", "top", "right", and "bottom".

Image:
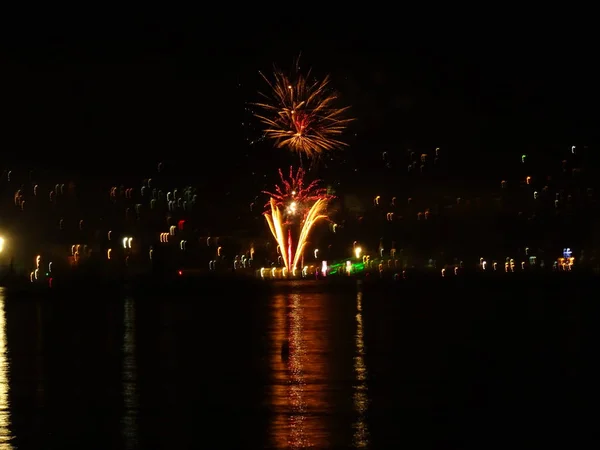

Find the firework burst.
[
  {"left": 252, "top": 61, "right": 353, "bottom": 160},
  {"left": 262, "top": 166, "right": 334, "bottom": 212}
]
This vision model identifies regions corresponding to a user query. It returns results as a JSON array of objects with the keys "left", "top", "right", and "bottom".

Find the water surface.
[{"left": 0, "top": 281, "right": 595, "bottom": 448}]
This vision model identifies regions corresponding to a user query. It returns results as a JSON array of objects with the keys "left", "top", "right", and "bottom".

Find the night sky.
[{"left": 4, "top": 23, "right": 598, "bottom": 195}]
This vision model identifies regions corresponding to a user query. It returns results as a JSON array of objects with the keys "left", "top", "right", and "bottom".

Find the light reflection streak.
[
  {"left": 270, "top": 292, "right": 329, "bottom": 448},
  {"left": 0, "top": 289, "right": 13, "bottom": 449},
  {"left": 35, "top": 303, "right": 44, "bottom": 408},
  {"left": 288, "top": 293, "right": 307, "bottom": 448},
  {"left": 122, "top": 298, "right": 138, "bottom": 449},
  {"left": 353, "top": 290, "right": 369, "bottom": 448}
]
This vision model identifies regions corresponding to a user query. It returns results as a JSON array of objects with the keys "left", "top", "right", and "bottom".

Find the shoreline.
[{"left": 1, "top": 266, "right": 595, "bottom": 299}]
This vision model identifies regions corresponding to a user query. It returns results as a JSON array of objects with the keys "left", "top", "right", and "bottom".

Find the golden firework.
[
  {"left": 253, "top": 63, "right": 353, "bottom": 159},
  {"left": 264, "top": 197, "right": 329, "bottom": 273},
  {"left": 263, "top": 166, "right": 334, "bottom": 274}
]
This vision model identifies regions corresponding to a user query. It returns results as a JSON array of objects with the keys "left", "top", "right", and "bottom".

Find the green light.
[{"left": 329, "top": 261, "right": 365, "bottom": 275}]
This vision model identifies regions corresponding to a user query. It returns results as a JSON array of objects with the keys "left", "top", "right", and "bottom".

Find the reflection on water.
[
  {"left": 270, "top": 291, "right": 331, "bottom": 448},
  {"left": 35, "top": 302, "right": 44, "bottom": 409},
  {"left": 0, "top": 290, "right": 12, "bottom": 449},
  {"left": 122, "top": 297, "right": 138, "bottom": 449},
  {"left": 353, "top": 290, "right": 369, "bottom": 448},
  {"left": 0, "top": 283, "right": 586, "bottom": 447}
]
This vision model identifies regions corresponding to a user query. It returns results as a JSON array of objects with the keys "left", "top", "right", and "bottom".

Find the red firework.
[{"left": 263, "top": 166, "right": 334, "bottom": 211}]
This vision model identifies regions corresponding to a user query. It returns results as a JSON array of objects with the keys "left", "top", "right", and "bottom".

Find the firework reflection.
[
  {"left": 122, "top": 298, "right": 138, "bottom": 449},
  {"left": 353, "top": 290, "right": 369, "bottom": 448},
  {"left": 0, "top": 289, "right": 12, "bottom": 449},
  {"left": 288, "top": 293, "right": 308, "bottom": 447},
  {"left": 269, "top": 292, "right": 330, "bottom": 448},
  {"left": 35, "top": 303, "right": 44, "bottom": 408}
]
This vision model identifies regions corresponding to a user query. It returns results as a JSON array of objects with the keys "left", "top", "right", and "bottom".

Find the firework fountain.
[{"left": 263, "top": 167, "right": 333, "bottom": 275}]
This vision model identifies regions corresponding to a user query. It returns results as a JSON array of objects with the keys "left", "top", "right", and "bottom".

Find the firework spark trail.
[
  {"left": 262, "top": 166, "right": 332, "bottom": 209},
  {"left": 291, "top": 198, "right": 328, "bottom": 271},
  {"left": 253, "top": 64, "right": 353, "bottom": 160},
  {"left": 265, "top": 198, "right": 290, "bottom": 271}
]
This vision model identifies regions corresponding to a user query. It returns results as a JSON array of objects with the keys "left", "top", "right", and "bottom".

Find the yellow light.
[
  {"left": 265, "top": 197, "right": 329, "bottom": 273},
  {"left": 355, "top": 247, "right": 362, "bottom": 259},
  {"left": 0, "top": 237, "right": 4, "bottom": 253}
]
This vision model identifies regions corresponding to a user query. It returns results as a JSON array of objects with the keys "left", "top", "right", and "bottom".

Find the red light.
[{"left": 178, "top": 270, "right": 182, "bottom": 276}]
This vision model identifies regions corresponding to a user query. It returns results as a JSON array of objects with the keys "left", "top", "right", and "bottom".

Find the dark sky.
[{"left": 3, "top": 22, "right": 598, "bottom": 187}]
